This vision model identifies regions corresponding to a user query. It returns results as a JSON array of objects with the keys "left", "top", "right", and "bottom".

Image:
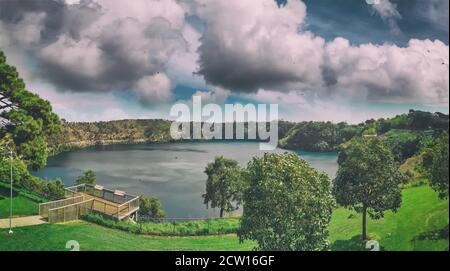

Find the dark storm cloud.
[
  {"left": 196, "top": 33, "right": 303, "bottom": 93},
  {"left": 192, "top": 0, "right": 324, "bottom": 94},
  {"left": 0, "top": 0, "right": 185, "bottom": 101},
  {"left": 1, "top": 0, "right": 448, "bottom": 104},
  {"left": 0, "top": 0, "right": 100, "bottom": 45},
  {"left": 36, "top": 16, "right": 184, "bottom": 92},
  {"left": 191, "top": 0, "right": 448, "bottom": 102}
]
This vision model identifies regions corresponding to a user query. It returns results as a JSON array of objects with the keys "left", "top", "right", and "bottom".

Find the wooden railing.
[
  {"left": 65, "top": 183, "right": 139, "bottom": 204},
  {"left": 117, "top": 197, "right": 140, "bottom": 219},
  {"left": 63, "top": 183, "right": 140, "bottom": 221},
  {"left": 39, "top": 196, "right": 84, "bottom": 218}
]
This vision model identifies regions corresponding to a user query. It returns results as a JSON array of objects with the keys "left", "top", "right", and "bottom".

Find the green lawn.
[
  {"left": 329, "top": 185, "right": 449, "bottom": 251},
  {"left": 0, "top": 222, "right": 255, "bottom": 251},
  {"left": 0, "top": 185, "right": 447, "bottom": 251},
  {"left": 0, "top": 187, "right": 39, "bottom": 219}
]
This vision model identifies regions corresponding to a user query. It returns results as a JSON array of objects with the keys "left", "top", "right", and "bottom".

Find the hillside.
[
  {"left": 47, "top": 119, "right": 173, "bottom": 155},
  {"left": 47, "top": 120, "right": 296, "bottom": 155},
  {"left": 280, "top": 110, "right": 449, "bottom": 153},
  {"left": 47, "top": 110, "right": 448, "bottom": 158}
]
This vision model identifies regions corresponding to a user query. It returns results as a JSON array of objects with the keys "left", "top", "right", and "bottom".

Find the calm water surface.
[{"left": 33, "top": 142, "right": 338, "bottom": 218}]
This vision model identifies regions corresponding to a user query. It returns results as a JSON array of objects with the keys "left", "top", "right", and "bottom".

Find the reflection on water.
[{"left": 33, "top": 142, "right": 338, "bottom": 218}]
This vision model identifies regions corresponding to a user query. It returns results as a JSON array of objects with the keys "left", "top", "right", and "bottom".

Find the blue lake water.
[{"left": 33, "top": 142, "right": 338, "bottom": 218}]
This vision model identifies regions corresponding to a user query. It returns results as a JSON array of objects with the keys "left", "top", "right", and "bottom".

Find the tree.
[
  {"left": 40, "top": 178, "right": 65, "bottom": 200},
  {"left": 424, "top": 132, "right": 449, "bottom": 199},
  {"left": 0, "top": 155, "right": 30, "bottom": 186},
  {"left": 333, "top": 138, "right": 403, "bottom": 240},
  {"left": 239, "top": 153, "right": 334, "bottom": 251},
  {"left": 202, "top": 156, "right": 243, "bottom": 218},
  {"left": 1, "top": 51, "right": 60, "bottom": 170},
  {"left": 139, "top": 195, "right": 165, "bottom": 221},
  {"left": 75, "top": 170, "right": 96, "bottom": 185}
]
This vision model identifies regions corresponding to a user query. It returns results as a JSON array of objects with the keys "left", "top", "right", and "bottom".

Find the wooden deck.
[{"left": 75, "top": 192, "right": 139, "bottom": 220}]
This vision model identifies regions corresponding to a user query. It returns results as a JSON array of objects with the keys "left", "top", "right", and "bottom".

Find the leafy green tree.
[
  {"left": 333, "top": 138, "right": 403, "bottom": 240},
  {"left": 424, "top": 132, "right": 449, "bottom": 199},
  {"left": 75, "top": 170, "right": 97, "bottom": 185},
  {"left": 139, "top": 195, "right": 166, "bottom": 221},
  {"left": 380, "top": 130, "right": 421, "bottom": 163},
  {"left": 239, "top": 153, "right": 334, "bottom": 251},
  {"left": 202, "top": 156, "right": 243, "bottom": 218},
  {"left": 0, "top": 149, "right": 64, "bottom": 200},
  {"left": 40, "top": 178, "right": 65, "bottom": 200},
  {"left": 0, "top": 156, "right": 30, "bottom": 186},
  {"left": 1, "top": 51, "right": 60, "bottom": 170}
]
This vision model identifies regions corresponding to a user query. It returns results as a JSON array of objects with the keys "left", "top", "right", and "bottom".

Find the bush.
[
  {"left": 139, "top": 195, "right": 165, "bottom": 221},
  {"left": 81, "top": 213, "right": 240, "bottom": 236},
  {"left": 0, "top": 156, "right": 64, "bottom": 201},
  {"left": 75, "top": 170, "right": 96, "bottom": 185}
]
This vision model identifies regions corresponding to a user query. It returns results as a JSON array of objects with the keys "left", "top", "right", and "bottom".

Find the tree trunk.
[
  {"left": 362, "top": 205, "right": 367, "bottom": 241},
  {"left": 220, "top": 208, "right": 224, "bottom": 218}
]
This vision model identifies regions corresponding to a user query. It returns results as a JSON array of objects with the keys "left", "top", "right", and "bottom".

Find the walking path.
[{"left": 0, "top": 216, "right": 46, "bottom": 229}]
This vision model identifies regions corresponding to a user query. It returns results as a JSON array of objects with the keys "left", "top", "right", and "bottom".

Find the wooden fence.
[
  {"left": 39, "top": 196, "right": 84, "bottom": 218},
  {"left": 41, "top": 183, "right": 140, "bottom": 223},
  {"left": 48, "top": 199, "right": 94, "bottom": 224},
  {"left": 46, "top": 197, "right": 140, "bottom": 223}
]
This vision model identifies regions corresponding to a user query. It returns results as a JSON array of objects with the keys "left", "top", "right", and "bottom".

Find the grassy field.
[
  {"left": 329, "top": 185, "right": 449, "bottom": 251},
  {"left": 0, "top": 187, "right": 39, "bottom": 219},
  {"left": 0, "top": 222, "right": 255, "bottom": 251},
  {"left": 0, "top": 185, "right": 448, "bottom": 251}
]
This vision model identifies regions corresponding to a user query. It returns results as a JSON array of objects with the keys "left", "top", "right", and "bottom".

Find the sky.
[{"left": 0, "top": 0, "right": 448, "bottom": 123}]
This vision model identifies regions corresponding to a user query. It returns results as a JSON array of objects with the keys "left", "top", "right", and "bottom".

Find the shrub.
[{"left": 81, "top": 213, "right": 240, "bottom": 236}]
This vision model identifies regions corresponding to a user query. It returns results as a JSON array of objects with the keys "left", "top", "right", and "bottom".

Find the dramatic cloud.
[
  {"left": 192, "top": 0, "right": 325, "bottom": 93},
  {"left": 0, "top": 0, "right": 186, "bottom": 105},
  {"left": 323, "top": 38, "right": 449, "bottom": 103},
  {"left": 135, "top": 73, "right": 173, "bottom": 105},
  {"left": 189, "top": 0, "right": 448, "bottom": 103},
  {"left": 1, "top": 0, "right": 448, "bottom": 121}
]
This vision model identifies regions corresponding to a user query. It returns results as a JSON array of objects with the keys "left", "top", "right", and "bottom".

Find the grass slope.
[
  {"left": 0, "top": 186, "right": 447, "bottom": 251},
  {"left": 0, "top": 222, "right": 255, "bottom": 251},
  {"left": 329, "top": 186, "right": 449, "bottom": 251},
  {"left": 0, "top": 188, "right": 38, "bottom": 218}
]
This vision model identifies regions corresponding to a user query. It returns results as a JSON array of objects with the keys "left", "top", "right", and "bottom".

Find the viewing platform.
[{"left": 39, "top": 183, "right": 140, "bottom": 223}]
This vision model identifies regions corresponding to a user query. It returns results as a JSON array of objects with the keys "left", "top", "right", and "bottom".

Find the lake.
[{"left": 33, "top": 141, "right": 338, "bottom": 218}]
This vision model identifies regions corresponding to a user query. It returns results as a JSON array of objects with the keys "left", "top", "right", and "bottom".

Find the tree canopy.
[
  {"left": 202, "top": 156, "right": 243, "bottom": 218},
  {"left": 423, "top": 131, "right": 449, "bottom": 199},
  {"left": 333, "top": 137, "right": 403, "bottom": 240},
  {"left": 139, "top": 195, "right": 166, "bottom": 221},
  {"left": 0, "top": 51, "right": 60, "bottom": 170},
  {"left": 75, "top": 170, "right": 97, "bottom": 185},
  {"left": 239, "top": 153, "right": 334, "bottom": 251}
]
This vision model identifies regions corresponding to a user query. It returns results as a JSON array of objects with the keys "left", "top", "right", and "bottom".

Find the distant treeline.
[
  {"left": 280, "top": 110, "right": 448, "bottom": 156},
  {"left": 47, "top": 119, "right": 294, "bottom": 155},
  {"left": 48, "top": 110, "right": 449, "bottom": 163}
]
